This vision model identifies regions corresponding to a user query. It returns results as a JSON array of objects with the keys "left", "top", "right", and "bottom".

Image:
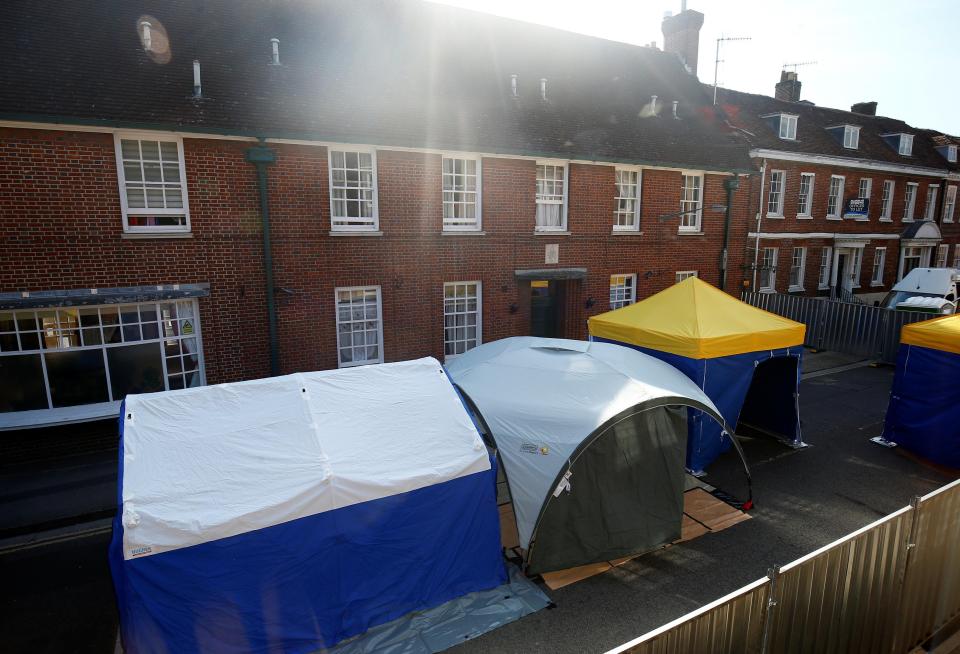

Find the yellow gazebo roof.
[
  {"left": 588, "top": 277, "right": 806, "bottom": 359},
  {"left": 901, "top": 314, "right": 960, "bottom": 355}
]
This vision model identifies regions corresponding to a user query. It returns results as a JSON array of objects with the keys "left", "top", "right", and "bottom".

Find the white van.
[{"left": 881, "top": 268, "right": 960, "bottom": 315}]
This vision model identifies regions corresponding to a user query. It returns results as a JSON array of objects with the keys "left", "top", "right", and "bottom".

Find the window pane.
[
  {"left": 107, "top": 343, "right": 165, "bottom": 399},
  {"left": 46, "top": 350, "right": 109, "bottom": 407},
  {"left": 0, "top": 354, "right": 48, "bottom": 412},
  {"left": 121, "top": 140, "right": 140, "bottom": 158}
]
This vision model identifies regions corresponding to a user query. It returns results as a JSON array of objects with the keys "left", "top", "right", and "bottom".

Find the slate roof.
[
  {"left": 714, "top": 86, "right": 960, "bottom": 173},
  {"left": 0, "top": 0, "right": 753, "bottom": 172}
]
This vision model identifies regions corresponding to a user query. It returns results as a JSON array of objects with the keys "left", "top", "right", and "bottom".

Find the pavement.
[{"left": 1, "top": 352, "right": 956, "bottom": 653}]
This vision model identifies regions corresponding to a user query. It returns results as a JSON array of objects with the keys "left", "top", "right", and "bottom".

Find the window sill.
[
  {"left": 818, "top": 285, "right": 829, "bottom": 290},
  {"left": 759, "top": 288, "right": 776, "bottom": 294},
  {"left": 533, "top": 230, "right": 571, "bottom": 236},
  {"left": 879, "top": 218, "right": 893, "bottom": 223},
  {"left": 797, "top": 215, "right": 813, "bottom": 220},
  {"left": 902, "top": 219, "right": 914, "bottom": 223},
  {"left": 329, "top": 230, "right": 384, "bottom": 237},
  {"left": 611, "top": 230, "right": 644, "bottom": 236},
  {"left": 870, "top": 282, "right": 885, "bottom": 287},
  {"left": 767, "top": 215, "right": 785, "bottom": 219},
  {"left": 853, "top": 217, "right": 870, "bottom": 222},
  {"left": 678, "top": 231, "right": 705, "bottom": 236},
  {"left": 122, "top": 232, "right": 194, "bottom": 240},
  {"left": 826, "top": 216, "right": 842, "bottom": 221},
  {"left": 788, "top": 286, "right": 805, "bottom": 292},
  {"left": 442, "top": 230, "right": 486, "bottom": 236}
]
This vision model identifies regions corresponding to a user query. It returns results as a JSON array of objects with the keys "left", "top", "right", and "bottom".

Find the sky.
[{"left": 431, "top": 0, "right": 959, "bottom": 134}]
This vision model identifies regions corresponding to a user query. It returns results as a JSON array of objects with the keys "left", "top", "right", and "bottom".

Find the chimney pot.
[
  {"left": 540, "top": 78, "right": 547, "bottom": 101},
  {"left": 661, "top": 9, "right": 705, "bottom": 75},
  {"left": 510, "top": 74, "right": 518, "bottom": 98},
  {"left": 672, "top": 100, "right": 679, "bottom": 119}
]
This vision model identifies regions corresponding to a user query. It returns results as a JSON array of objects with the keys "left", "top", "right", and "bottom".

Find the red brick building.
[
  {"left": 0, "top": 1, "right": 754, "bottom": 430},
  {"left": 717, "top": 76, "right": 960, "bottom": 301}
]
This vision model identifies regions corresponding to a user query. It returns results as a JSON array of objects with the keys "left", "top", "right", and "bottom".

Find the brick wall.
[
  {"left": 740, "top": 157, "right": 960, "bottom": 295},
  {"left": 0, "top": 127, "right": 755, "bottom": 386}
]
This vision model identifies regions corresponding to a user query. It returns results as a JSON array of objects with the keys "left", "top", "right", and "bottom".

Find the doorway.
[
  {"left": 530, "top": 281, "right": 558, "bottom": 337},
  {"left": 836, "top": 252, "right": 849, "bottom": 292}
]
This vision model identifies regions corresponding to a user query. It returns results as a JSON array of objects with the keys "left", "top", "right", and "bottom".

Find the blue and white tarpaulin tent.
[
  {"left": 882, "top": 315, "right": 960, "bottom": 469},
  {"left": 109, "top": 357, "right": 506, "bottom": 654},
  {"left": 588, "top": 278, "right": 807, "bottom": 473}
]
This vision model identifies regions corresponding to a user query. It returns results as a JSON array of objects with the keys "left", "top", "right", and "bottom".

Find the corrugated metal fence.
[
  {"left": 608, "top": 478, "right": 960, "bottom": 654},
  {"left": 740, "top": 292, "right": 933, "bottom": 364}
]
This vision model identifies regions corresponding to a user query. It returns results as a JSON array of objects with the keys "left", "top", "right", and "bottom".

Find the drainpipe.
[
  {"left": 720, "top": 174, "right": 740, "bottom": 291},
  {"left": 752, "top": 159, "right": 768, "bottom": 290},
  {"left": 246, "top": 140, "right": 280, "bottom": 376}
]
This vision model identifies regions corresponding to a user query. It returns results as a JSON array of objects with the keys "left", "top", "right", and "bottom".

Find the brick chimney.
[
  {"left": 851, "top": 101, "right": 877, "bottom": 116},
  {"left": 662, "top": 9, "right": 705, "bottom": 75},
  {"left": 775, "top": 71, "right": 801, "bottom": 102}
]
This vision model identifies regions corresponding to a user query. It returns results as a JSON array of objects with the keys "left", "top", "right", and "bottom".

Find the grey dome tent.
[{"left": 446, "top": 337, "right": 749, "bottom": 574}]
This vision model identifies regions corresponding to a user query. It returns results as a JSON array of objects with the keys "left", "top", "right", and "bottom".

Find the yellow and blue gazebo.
[
  {"left": 882, "top": 315, "right": 960, "bottom": 469},
  {"left": 588, "top": 277, "right": 806, "bottom": 473}
]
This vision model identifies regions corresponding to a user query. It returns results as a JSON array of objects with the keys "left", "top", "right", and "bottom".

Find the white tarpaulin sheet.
[
  {"left": 446, "top": 337, "right": 722, "bottom": 550},
  {"left": 119, "top": 357, "right": 488, "bottom": 559}
]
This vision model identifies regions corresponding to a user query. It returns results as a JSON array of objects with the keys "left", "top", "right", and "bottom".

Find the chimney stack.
[
  {"left": 661, "top": 8, "right": 705, "bottom": 75},
  {"left": 851, "top": 101, "right": 877, "bottom": 116},
  {"left": 775, "top": 70, "right": 801, "bottom": 102}
]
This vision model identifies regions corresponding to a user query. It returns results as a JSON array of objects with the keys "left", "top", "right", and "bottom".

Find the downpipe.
[{"left": 246, "top": 141, "right": 280, "bottom": 376}]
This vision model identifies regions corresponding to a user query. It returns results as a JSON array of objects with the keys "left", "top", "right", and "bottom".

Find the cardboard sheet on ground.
[{"left": 524, "top": 487, "right": 751, "bottom": 590}]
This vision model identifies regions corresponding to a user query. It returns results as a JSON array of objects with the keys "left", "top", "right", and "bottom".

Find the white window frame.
[
  {"left": 899, "top": 246, "right": 925, "bottom": 281},
  {"left": 850, "top": 248, "right": 863, "bottom": 289},
  {"left": 328, "top": 147, "right": 379, "bottom": 232},
  {"left": 675, "top": 271, "right": 698, "bottom": 283},
  {"left": 904, "top": 182, "right": 918, "bottom": 221},
  {"left": 679, "top": 172, "right": 704, "bottom": 232},
  {"left": 797, "top": 173, "right": 815, "bottom": 218},
  {"left": 443, "top": 281, "right": 482, "bottom": 359},
  {"left": 767, "top": 170, "right": 786, "bottom": 217},
  {"left": 788, "top": 247, "right": 806, "bottom": 291},
  {"left": 856, "top": 178, "right": 872, "bottom": 220},
  {"left": 759, "top": 247, "right": 778, "bottom": 292},
  {"left": 818, "top": 246, "right": 833, "bottom": 289},
  {"left": 441, "top": 156, "right": 482, "bottom": 232},
  {"left": 826, "top": 175, "right": 845, "bottom": 219},
  {"left": 871, "top": 247, "right": 886, "bottom": 286},
  {"left": 114, "top": 133, "right": 191, "bottom": 233},
  {"left": 949, "top": 145, "right": 958, "bottom": 163},
  {"left": 609, "top": 274, "right": 637, "bottom": 309},
  {"left": 880, "top": 180, "right": 895, "bottom": 221},
  {"left": 899, "top": 134, "right": 914, "bottom": 156},
  {"left": 944, "top": 186, "right": 957, "bottom": 224},
  {"left": 925, "top": 185, "right": 939, "bottom": 221},
  {"left": 0, "top": 299, "right": 205, "bottom": 426},
  {"left": 334, "top": 286, "right": 384, "bottom": 367},
  {"left": 778, "top": 114, "right": 798, "bottom": 140},
  {"left": 613, "top": 167, "right": 642, "bottom": 231},
  {"left": 843, "top": 125, "right": 860, "bottom": 149},
  {"left": 954, "top": 244, "right": 960, "bottom": 268},
  {"left": 535, "top": 160, "right": 569, "bottom": 232},
  {"left": 936, "top": 244, "right": 949, "bottom": 268}
]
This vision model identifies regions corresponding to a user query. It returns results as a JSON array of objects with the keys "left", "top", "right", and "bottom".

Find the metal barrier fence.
[
  {"left": 740, "top": 292, "right": 933, "bottom": 364},
  {"left": 608, "top": 478, "right": 960, "bottom": 654}
]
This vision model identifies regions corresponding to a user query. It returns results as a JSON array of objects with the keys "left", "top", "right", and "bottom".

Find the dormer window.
[
  {"left": 899, "top": 134, "right": 914, "bottom": 156},
  {"left": 949, "top": 145, "right": 958, "bottom": 163},
  {"left": 778, "top": 114, "right": 798, "bottom": 140},
  {"left": 882, "top": 132, "right": 915, "bottom": 156},
  {"left": 843, "top": 125, "right": 860, "bottom": 149}
]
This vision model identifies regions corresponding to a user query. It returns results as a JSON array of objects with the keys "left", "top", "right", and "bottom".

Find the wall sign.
[{"left": 844, "top": 198, "right": 869, "bottom": 216}]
